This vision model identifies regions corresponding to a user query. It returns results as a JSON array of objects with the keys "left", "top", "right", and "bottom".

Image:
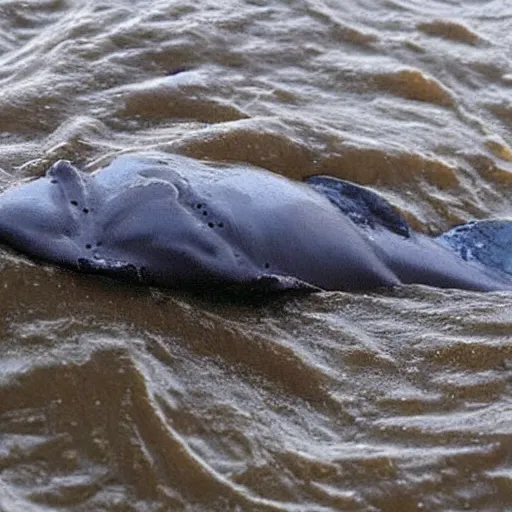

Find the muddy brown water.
[{"left": 0, "top": 1, "right": 511, "bottom": 511}]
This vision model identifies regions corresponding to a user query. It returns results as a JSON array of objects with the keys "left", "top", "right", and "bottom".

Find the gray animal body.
[{"left": 0, "top": 153, "right": 511, "bottom": 293}]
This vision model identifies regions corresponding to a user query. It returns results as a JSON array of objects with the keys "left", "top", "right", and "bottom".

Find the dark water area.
[{"left": 0, "top": 0, "right": 511, "bottom": 510}]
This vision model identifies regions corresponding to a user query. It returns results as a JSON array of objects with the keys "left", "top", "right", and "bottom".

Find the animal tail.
[{"left": 437, "top": 220, "right": 512, "bottom": 279}]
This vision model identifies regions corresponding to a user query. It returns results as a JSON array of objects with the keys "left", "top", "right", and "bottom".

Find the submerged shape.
[{"left": 0, "top": 152, "right": 511, "bottom": 294}]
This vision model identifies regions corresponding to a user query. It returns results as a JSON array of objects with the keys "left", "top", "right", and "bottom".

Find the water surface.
[{"left": 0, "top": 1, "right": 511, "bottom": 510}]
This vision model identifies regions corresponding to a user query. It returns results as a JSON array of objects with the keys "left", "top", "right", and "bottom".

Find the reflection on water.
[{"left": 0, "top": 1, "right": 511, "bottom": 510}]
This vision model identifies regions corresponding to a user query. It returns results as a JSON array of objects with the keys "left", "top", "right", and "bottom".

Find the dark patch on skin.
[{"left": 306, "top": 175, "right": 410, "bottom": 238}]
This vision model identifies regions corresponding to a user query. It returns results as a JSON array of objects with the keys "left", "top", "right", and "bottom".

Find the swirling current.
[{"left": 0, "top": 1, "right": 511, "bottom": 511}]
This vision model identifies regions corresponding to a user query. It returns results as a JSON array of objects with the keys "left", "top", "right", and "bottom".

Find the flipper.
[
  {"left": 437, "top": 220, "right": 512, "bottom": 278},
  {"left": 306, "top": 175, "right": 410, "bottom": 238}
]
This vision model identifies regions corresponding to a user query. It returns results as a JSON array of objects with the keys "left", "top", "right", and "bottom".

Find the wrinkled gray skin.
[{"left": 0, "top": 153, "right": 511, "bottom": 293}]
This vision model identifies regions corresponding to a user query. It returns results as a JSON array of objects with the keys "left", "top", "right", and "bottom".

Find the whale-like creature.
[{"left": 0, "top": 152, "right": 511, "bottom": 293}]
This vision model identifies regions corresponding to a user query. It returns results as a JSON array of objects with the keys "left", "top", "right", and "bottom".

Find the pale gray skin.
[{"left": 0, "top": 153, "right": 511, "bottom": 293}]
